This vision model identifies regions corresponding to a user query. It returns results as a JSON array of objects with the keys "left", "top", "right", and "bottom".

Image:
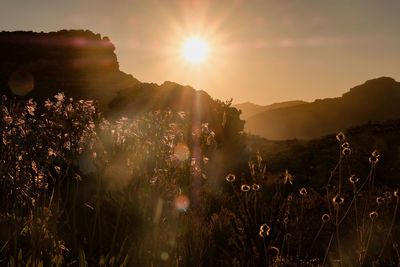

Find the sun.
[{"left": 182, "top": 37, "right": 208, "bottom": 63}]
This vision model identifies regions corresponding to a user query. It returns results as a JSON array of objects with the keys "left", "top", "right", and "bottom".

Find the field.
[{"left": 1, "top": 95, "right": 399, "bottom": 266}]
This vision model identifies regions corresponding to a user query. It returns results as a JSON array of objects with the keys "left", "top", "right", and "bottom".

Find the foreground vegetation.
[{"left": 0, "top": 94, "right": 399, "bottom": 266}]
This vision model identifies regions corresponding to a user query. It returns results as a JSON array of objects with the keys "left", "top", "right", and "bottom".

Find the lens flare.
[
  {"left": 174, "top": 195, "right": 190, "bottom": 212},
  {"left": 173, "top": 143, "right": 190, "bottom": 162},
  {"left": 8, "top": 71, "right": 34, "bottom": 96}
]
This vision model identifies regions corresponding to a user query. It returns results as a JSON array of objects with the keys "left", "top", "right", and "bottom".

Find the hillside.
[
  {"left": 247, "top": 118, "right": 400, "bottom": 189},
  {"left": 245, "top": 77, "right": 400, "bottom": 140},
  {"left": 233, "top": 100, "right": 307, "bottom": 120}
]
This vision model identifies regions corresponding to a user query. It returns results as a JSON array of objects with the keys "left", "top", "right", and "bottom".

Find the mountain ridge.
[{"left": 245, "top": 76, "right": 400, "bottom": 140}]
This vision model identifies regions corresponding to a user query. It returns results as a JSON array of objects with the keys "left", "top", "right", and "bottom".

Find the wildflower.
[
  {"left": 369, "top": 211, "right": 378, "bottom": 220},
  {"left": 376, "top": 197, "right": 385, "bottom": 205},
  {"left": 336, "top": 132, "right": 345, "bottom": 142},
  {"left": 342, "top": 147, "right": 351, "bottom": 156},
  {"left": 369, "top": 155, "right": 379, "bottom": 164},
  {"left": 225, "top": 174, "right": 236, "bottom": 182},
  {"left": 241, "top": 184, "right": 251, "bottom": 192},
  {"left": 332, "top": 195, "right": 344, "bottom": 206},
  {"left": 260, "top": 223, "right": 271, "bottom": 237},
  {"left": 341, "top": 142, "right": 350, "bottom": 149},
  {"left": 54, "top": 92, "right": 65, "bottom": 102},
  {"left": 283, "top": 169, "right": 293, "bottom": 185},
  {"left": 252, "top": 184, "right": 260, "bottom": 191},
  {"left": 299, "top": 188, "right": 308, "bottom": 196},
  {"left": 372, "top": 150, "right": 380, "bottom": 158},
  {"left": 25, "top": 99, "right": 37, "bottom": 116},
  {"left": 322, "top": 214, "right": 331, "bottom": 223},
  {"left": 349, "top": 174, "right": 359, "bottom": 184}
]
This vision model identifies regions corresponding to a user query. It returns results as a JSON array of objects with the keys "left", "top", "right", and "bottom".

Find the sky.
[{"left": 1, "top": 0, "right": 400, "bottom": 105}]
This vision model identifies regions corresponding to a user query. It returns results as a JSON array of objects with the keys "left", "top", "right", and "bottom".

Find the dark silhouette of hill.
[
  {"left": 0, "top": 30, "right": 140, "bottom": 109},
  {"left": 247, "top": 118, "right": 400, "bottom": 189},
  {"left": 0, "top": 30, "right": 243, "bottom": 133},
  {"left": 245, "top": 77, "right": 400, "bottom": 140},
  {"left": 233, "top": 100, "right": 307, "bottom": 120}
]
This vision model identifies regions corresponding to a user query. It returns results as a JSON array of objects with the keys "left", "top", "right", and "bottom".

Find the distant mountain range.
[
  {"left": 233, "top": 100, "right": 307, "bottom": 120},
  {"left": 236, "top": 77, "right": 400, "bottom": 140}
]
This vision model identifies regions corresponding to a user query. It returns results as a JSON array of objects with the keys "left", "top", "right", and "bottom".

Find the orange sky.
[{"left": 1, "top": 0, "right": 400, "bottom": 105}]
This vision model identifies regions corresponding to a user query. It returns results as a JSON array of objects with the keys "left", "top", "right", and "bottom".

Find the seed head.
[
  {"left": 349, "top": 174, "right": 359, "bottom": 184},
  {"left": 260, "top": 223, "right": 271, "bottom": 234},
  {"left": 322, "top": 214, "right": 331, "bottom": 223},
  {"left": 336, "top": 132, "right": 345, "bottom": 142},
  {"left": 225, "top": 174, "right": 236, "bottom": 182},
  {"left": 241, "top": 184, "right": 250, "bottom": 192},
  {"left": 341, "top": 142, "right": 350, "bottom": 149},
  {"left": 369, "top": 211, "right": 378, "bottom": 220},
  {"left": 369, "top": 156, "right": 379, "bottom": 164},
  {"left": 299, "top": 188, "right": 308, "bottom": 196},
  {"left": 252, "top": 184, "right": 261, "bottom": 191},
  {"left": 376, "top": 197, "right": 385, "bottom": 205},
  {"left": 342, "top": 147, "right": 351, "bottom": 156},
  {"left": 332, "top": 195, "right": 344, "bottom": 206},
  {"left": 372, "top": 150, "right": 380, "bottom": 158}
]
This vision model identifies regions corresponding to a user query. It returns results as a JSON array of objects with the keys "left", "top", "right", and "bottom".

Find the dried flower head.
[
  {"left": 369, "top": 211, "right": 378, "bottom": 220},
  {"left": 260, "top": 223, "right": 271, "bottom": 235},
  {"left": 322, "top": 214, "right": 331, "bottom": 223},
  {"left": 332, "top": 195, "right": 344, "bottom": 206},
  {"left": 241, "top": 184, "right": 251, "bottom": 192},
  {"left": 252, "top": 184, "right": 261, "bottom": 191},
  {"left": 336, "top": 132, "right": 345, "bottom": 142},
  {"left": 299, "top": 188, "right": 308, "bottom": 196},
  {"left": 372, "top": 150, "right": 380, "bottom": 158},
  {"left": 341, "top": 142, "right": 350, "bottom": 149},
  {"left": 376, "top": 197, "right": 385, "bottom": 205},
  {"left": 342, "top": 147, "right": 351, "bottom": 156},
  {"left": 287, "top": 195, "right": 293, "bottom": 201},
  {"left": 369, "top": 156, "right": 379, "bottom": 164},
  {"left": 225, "top": 174, "right": 236, "bottom": 182},
  {"left": 349, "top": 174, "right": 359, "bottom": 184}
]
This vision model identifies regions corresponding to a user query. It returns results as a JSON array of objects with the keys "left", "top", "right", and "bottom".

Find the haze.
[{"left": 1, "top": 0, "right": 400, "bottom": 105}]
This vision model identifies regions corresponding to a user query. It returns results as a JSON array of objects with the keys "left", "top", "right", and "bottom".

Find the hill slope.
[
  {"left": 245, "top": 77, "right": 400, "bottom": 140},
  {"left": 234, "top": 100, "right": 307, "bottom": 120}
]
